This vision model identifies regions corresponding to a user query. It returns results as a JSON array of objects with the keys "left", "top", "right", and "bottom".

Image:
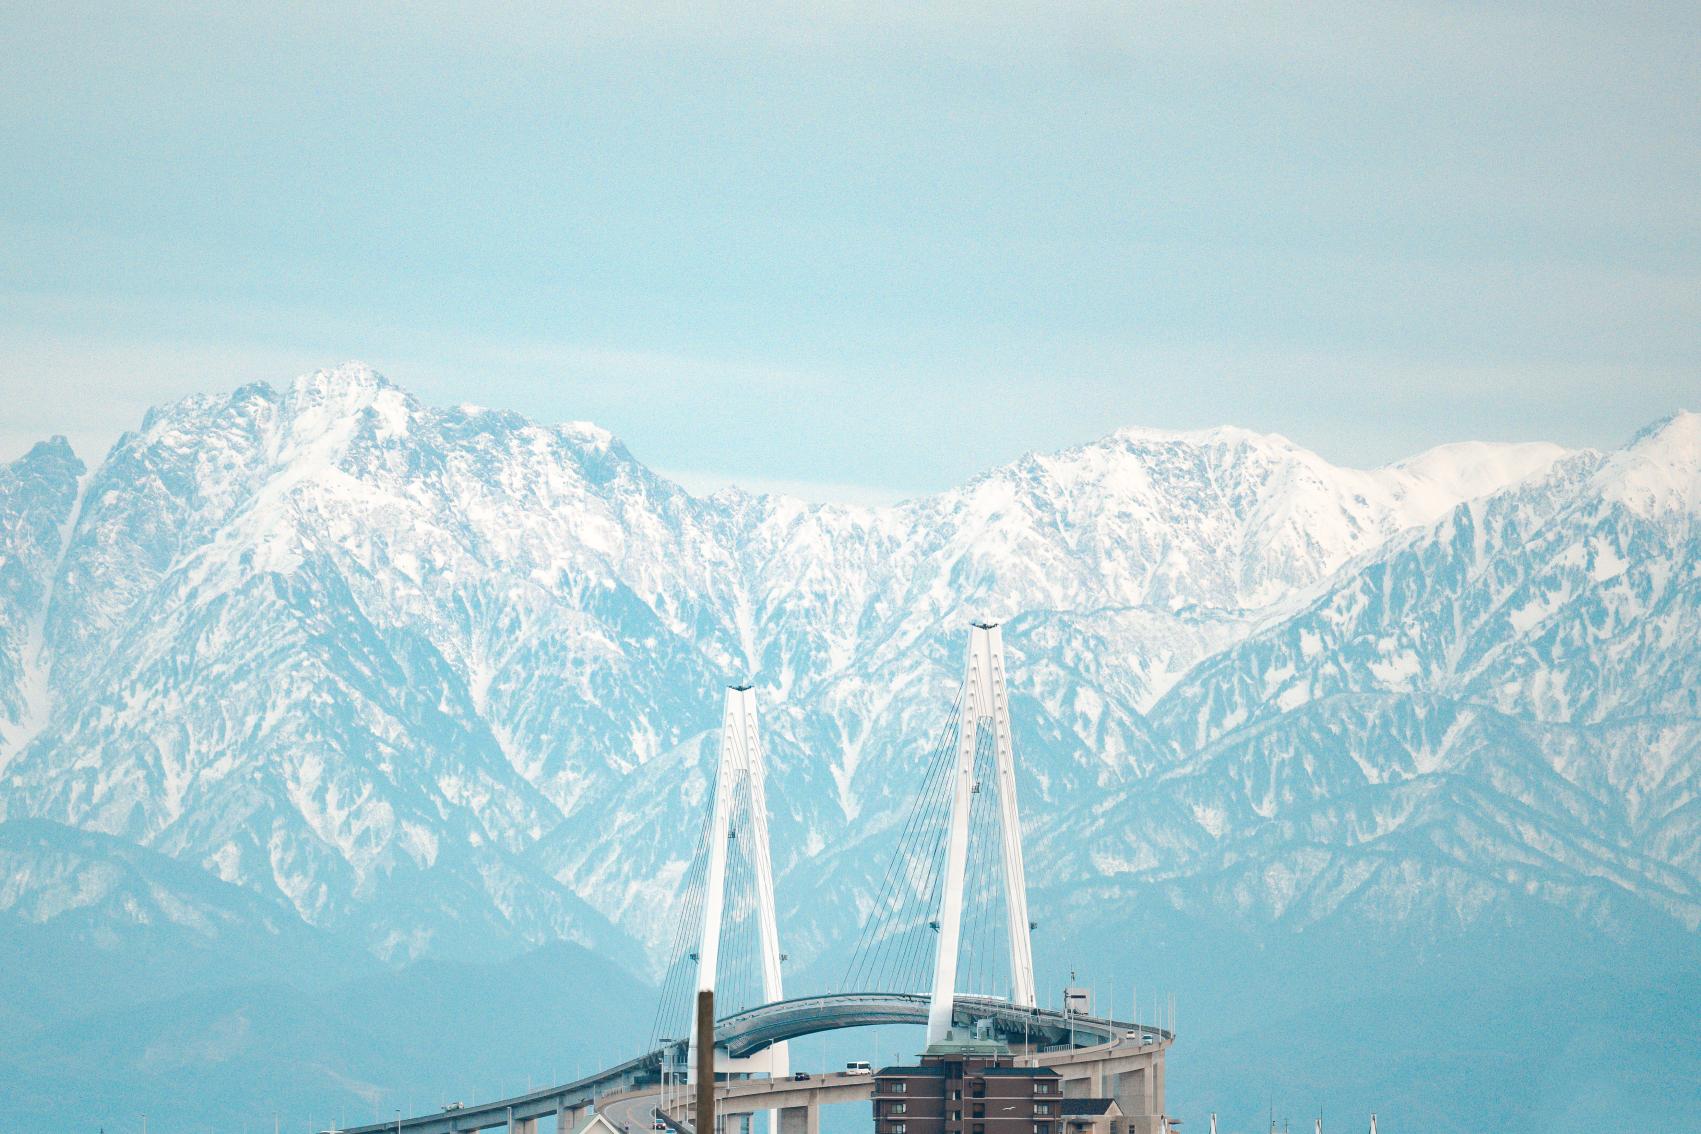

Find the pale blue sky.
[{"left": 2, "top": 2, "right": 1696, "bottom": 501}]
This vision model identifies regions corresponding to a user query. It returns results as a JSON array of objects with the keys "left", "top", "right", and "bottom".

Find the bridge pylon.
[
  {"left": 927, "top": 622, "right": 1037, "bottom": 1046},
  {"left": 689, "top": 683, "right": 789, "bottom": 1082}
]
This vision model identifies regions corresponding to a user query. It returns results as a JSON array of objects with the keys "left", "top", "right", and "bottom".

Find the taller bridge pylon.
[{"left": 927, "top": 621, "right": 1037, "bottom": 1045}]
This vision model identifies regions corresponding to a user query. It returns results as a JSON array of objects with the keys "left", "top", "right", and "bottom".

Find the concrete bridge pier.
[
  {"left": 1053, "top": 1043, "right": 1165, "bottom": 1134},
  {"left": 777, "top": 1104, "right": 819, "bottom": 1134},
  {"left": 1109, "top": 1051, "right": 1163, "bottom": 1134},
  {"left": 513, "top": 1119, "right": 538, "bottom": 1134}
]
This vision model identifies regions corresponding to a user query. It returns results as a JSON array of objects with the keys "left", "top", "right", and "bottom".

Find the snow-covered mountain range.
[{"left": 1, "top": 363, "right": 1697, "bottom": 992}]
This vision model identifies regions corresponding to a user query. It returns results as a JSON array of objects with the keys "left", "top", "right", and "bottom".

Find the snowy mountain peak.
[
  {"left": 1599, "top": 409, "right": 1701, "bottom": 518},
  {"left": 557, "top": 419, "right": 617, "bottom": 451},
  {"left": 283, "top": 362, "right": 415, "bottom": 449},
  {"left": 1628, "top": 408, "right": 1701, "bottom": 448},
  {"left": 1376, "top": 438, "right": 1573, "bottom": 528},
  {"left": 1382, "top": 438, "right": 1570, "bottom": 495},
  {"left": 289, "top": 360, "right": 396, "bottom": 404},
  {"left": 18, "top": 435, "right": 80, "bottom": 467},
  {"left": 1105, "top": 422, "right": 1300, "bottom": 452}
]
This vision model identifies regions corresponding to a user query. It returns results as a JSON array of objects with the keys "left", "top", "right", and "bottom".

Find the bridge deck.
[{"left": 340, "top": 993, "right": 1173, "bottom": 1134}]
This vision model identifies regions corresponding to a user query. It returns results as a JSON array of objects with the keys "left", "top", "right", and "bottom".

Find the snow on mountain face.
[
  {"left": 1595, "top": 410, "right": 1701, "bottom": 520},
  {"left": 0, "top": 438, "right": 84, "bottom": 762},
  {"left": 1076, "top": 418, "right": 1701, "bottom": 938},
  {"left": 0, "top": 363, "right": 1690, "bottom": 977},
  {"left": 897, "top": 425, "right": 1564, "bottom": 622}
]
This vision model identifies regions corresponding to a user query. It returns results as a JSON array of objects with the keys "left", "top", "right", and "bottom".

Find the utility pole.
[{"left": 696, "top": 990, "right": 716, "bottom": 1134}]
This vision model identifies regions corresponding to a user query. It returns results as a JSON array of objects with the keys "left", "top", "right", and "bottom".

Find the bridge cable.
[
  {"left": 877, "top": 716, "right": 962, "bottom": 994},
  {"left": 840, "top": 681, "right": 963, "bottom": 992},
  {"left": 907, "top": 713, "right": 967, "bottom": 991},
  {"left": 648, "top": 754, "right": 717, "bottom": 1050},
  {"left": 868, "top": 703, "right": 963, "bottom": 994},
  {"left": 852, "top": 696, "right": 956, "bottom": 981},
  {"left": 650, "top": 829, "right": 709, "bottom": 1047}
]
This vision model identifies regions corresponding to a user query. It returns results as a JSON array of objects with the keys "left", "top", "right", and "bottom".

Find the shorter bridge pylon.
[{"left": 688, "top": 684, "right": 789, "bottom": 1083}]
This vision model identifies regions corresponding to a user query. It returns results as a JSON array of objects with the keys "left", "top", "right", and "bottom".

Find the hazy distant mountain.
[
  {"left": 1040, "top": 414, "right": 1701, "bottom": 940},
  {"left": 1, "top": 364, "right": 1696, "bottom": 1131}
]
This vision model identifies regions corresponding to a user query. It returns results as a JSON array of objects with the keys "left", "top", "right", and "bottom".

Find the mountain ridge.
[{"left": 0, "top": 364, "right": 1693, "bottom": 982}]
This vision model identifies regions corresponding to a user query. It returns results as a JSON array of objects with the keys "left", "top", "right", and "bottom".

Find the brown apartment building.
[{"left": 873, "top": 1034, "right": 1121, "bottom": 1134}]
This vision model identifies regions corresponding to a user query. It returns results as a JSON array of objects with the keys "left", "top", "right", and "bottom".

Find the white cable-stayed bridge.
[{"left": 343, "top": 624, "right": 1174, "bottom": 1134}]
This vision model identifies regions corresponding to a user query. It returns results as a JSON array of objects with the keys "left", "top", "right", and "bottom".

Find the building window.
[
  {"left": 1034, "top": 1083, "right": 1052, "bottom": 1095},
  {"left": 1034, "top": 1125, "right": 1052, "bottom": 1134},
  {"left": 1035, "top": 1104, "right": 1052, "bottom": 1115},
  {"left": 973, "top": 1126, "right": 985, "bottom": 1134},
  {"left": 973, "top": 1105, "right": 986, "bottom": 1119},
  {"left": 888, "top": 1104, "right": 907, "bottom": 1116},
  {"left": 951, "top": 1090, "right": 963, "bottom": 1102},
  {"left": 883, "top": 1082, "right": 907, "bottom": 1094}
]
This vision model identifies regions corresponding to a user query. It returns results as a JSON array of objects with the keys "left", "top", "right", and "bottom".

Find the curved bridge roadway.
[{"left": 342, "top": 992, "right": 1171, "bottom": 1134}]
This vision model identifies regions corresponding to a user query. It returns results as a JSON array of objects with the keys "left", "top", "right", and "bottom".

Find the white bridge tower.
[
  {"left": 927, "top": 621, "right": 1038, "bottom": 1046},
  {"left": 689, "top": 683, "right": 789, "bottom": 1081}
]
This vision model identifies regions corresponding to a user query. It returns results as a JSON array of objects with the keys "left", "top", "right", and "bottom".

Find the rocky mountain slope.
[{"left": 0, "top": 364, "right": 1693, "bottom": 1000}]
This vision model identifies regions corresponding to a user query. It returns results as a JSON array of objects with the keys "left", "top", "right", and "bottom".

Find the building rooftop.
[
  {"left": 980, "top": 1067, "right": 1061, "bottom": 1077},
  {"left": 875, "top": 1063, "right": 1061, "bottom": 1079},
  {"left": 1059, "top": 1100, "right": 1121, "bottom": 1117},
  {"left": 921, "top": 1033, "right": 1011, "bottom": 1058}
]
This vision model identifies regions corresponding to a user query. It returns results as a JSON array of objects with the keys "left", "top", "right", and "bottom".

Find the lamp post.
[{"left": 658, "top": 1039, "right": 678, "bottom": 1118}]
